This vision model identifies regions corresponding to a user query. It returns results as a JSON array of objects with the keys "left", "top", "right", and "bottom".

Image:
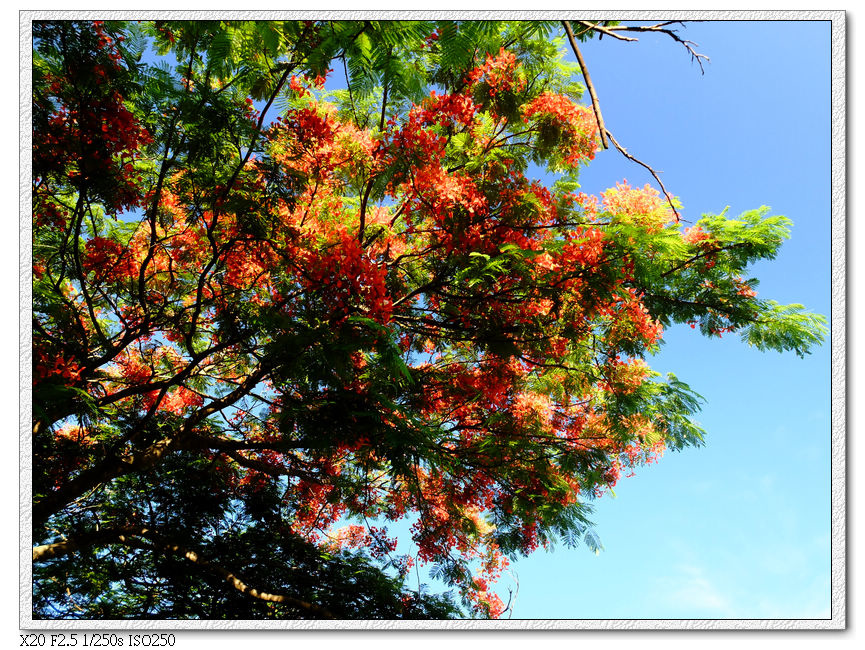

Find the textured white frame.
[{"left": 20, "top": 9, "right": 846, "bottom": 631}]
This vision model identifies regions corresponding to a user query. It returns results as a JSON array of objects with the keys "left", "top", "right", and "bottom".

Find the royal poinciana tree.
[{"left": 31, "top": 20, "right": 826, "bottom": 619}]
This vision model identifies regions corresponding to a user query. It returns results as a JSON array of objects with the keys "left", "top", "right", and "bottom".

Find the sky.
[{"left": 494, "top": 19, "right": 834, "bottom": 620}]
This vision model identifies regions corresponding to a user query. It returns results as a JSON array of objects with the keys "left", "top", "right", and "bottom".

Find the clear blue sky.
[{"left": 499, "top": 20, "right": 832, "bottom": 620}]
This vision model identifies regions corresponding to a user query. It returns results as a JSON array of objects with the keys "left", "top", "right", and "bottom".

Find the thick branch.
[
  {"left": 222, "top": 449, "right": 291, "bottom": 478},
  {"left": 562, "top": 21, "right": 609, "bottom": 150},
  {"left": 32, "top": 436, "right": 182, "bottom": 526},
  {"left": 217, "top": 26, "right": 313, "bottom": 210},
  {"left": 33, "top": 528, "right": 125, "bottom": 561},
  {"left": 33, "top": 365, "right": 270, "bottom": 525},
  {"left": 33, "top": 527, "right": 336, "bottom": 619}
]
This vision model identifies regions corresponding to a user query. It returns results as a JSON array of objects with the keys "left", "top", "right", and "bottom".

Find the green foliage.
[
  {"left": 742, "top": 301, "right": 829, "bottom": 358},
  {"left": 34, "top": 456, "right": 461, "bottom": 620}
]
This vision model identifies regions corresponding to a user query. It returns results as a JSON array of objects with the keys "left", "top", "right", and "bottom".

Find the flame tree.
[{"left": 31, "top": 20, "right": 826, "bottom": 619}]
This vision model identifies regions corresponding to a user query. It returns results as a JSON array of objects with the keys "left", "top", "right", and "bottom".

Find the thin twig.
[
  {"left": 604, "top": 129, "right": 681, "bottom": 222},
  {"left": 610, "top": 22, "right": 709, "bottom": 72},
  {"left": 573, "top": 20, "right": 638, "bottom": 42},
  {"left": 503, "top": 569, "right": 519, "bottom": 619},
  {"left": 575, "top": 20, "right": 709, "bottom": 73},
  {"left": 342, "top": 54, "right": 360, "bottom": 127},
  {"left": 562, "top": 21, "right": 608, "bottom": 150},
  {"left": 379, "top": 46, "right": 392, "bottom": 132}
]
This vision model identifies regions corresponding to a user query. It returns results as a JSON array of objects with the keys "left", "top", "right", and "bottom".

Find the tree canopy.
[{"left": 31, "top": 19, "right": 827, "bottom": 620}]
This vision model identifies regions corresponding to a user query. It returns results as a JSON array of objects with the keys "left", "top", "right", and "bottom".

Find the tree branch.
[
  {"left": 218, "top": 63, "right": 297, "bottom": 210},
  {"left": 573, "top": 20, "right": 638, "bottom": 42},
  {"left": 563, "top": 21, "right": 681, "bottom": 220},
  {"left": 33, "top": 365, "right": 270, "bottom": 525},
  {"left": 574, "top": 20, "right": 709, "bottom": 73},
  {"left": 660, "top": 242, "right": 750, "bottom": 278},
  {"left": 33, "top": 527, "right": 336, "bottom": 619},
  {"left": 562, "top": 21, "right": 608, "bottom": 150},
  {"left": 604, "top": 130, "right": 681, "bottom": 222}
]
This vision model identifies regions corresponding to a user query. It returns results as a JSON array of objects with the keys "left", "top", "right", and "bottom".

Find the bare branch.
[
  {"left": 563, "top": 22, "right": 681, "bottom": 219},
  {"left": 502, "top": 569, "right": 520, "bottom": 619},
  {"left": 573, "top": 20, "right": 638, "bottom": 42},
  {"left": 562, "top": 21, "right": 609, "bottom": 150},
  {"left": 604, "top": 130, "right": 681, "bottom": 222},
  {"left": 576, "top": 20, "right": 709, "bottom": 73}
]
